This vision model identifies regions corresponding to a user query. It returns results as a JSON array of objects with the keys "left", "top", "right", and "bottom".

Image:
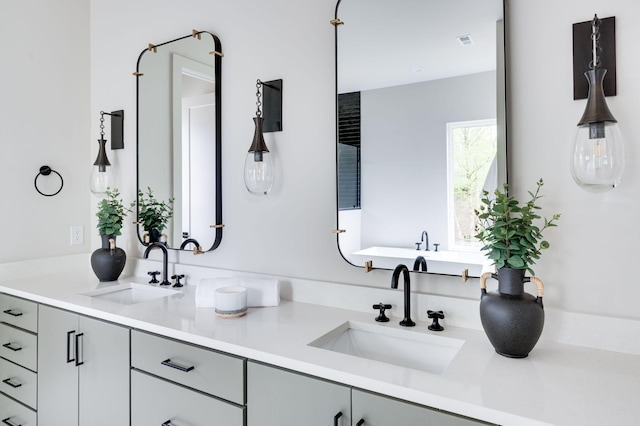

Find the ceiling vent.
[{"left": 456, "top": 34, "right": 474, "bottom": 46}]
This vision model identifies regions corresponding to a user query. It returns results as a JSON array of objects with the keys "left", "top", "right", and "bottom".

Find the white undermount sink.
[
  {"left": 308, "top": 321, "right": 464, "bottom": 375},
  {"left": 82, "top": 282, "right": 179, "bottom": 305}
]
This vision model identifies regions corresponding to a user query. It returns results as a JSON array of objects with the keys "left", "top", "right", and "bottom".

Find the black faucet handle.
[
  {"left": 433, "top": 243, "right": 440, "bottom": 252},
  {"left": 427, "top": 310, "right": 445, "bottom": 331},
  {"left": 171, "top": 274, "right": 185, "bottom": 288},
  {"left": 148, "top": 271, "right": 160, "bottom": 284},
  {"left": 372, "top": 303, "right": 392, "bottom": 322},
  {"left": 415, "top": 242, "right": 422, "bottom": 250}
]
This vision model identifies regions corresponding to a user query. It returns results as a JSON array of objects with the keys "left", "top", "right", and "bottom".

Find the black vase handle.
[
  {"left": 479, "top": 272, "right": 493, "bottom": 298},
  {"left": 529, "top": 276, "right": 545, "bottom": 307}
]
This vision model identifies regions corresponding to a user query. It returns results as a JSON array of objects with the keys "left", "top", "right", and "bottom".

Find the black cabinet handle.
[
  {"left": 334, "top": 412, "right": 343, "bottom": 426},
  {"left": 2, "top": 343, "right": 22, "bottom": 352},
  {"left": 2, "top": 309, "right": 23, "bottom": 317},
  {"left": 75, "top": 333, "right": 84, "bottom": 367},
  {"left": 2, "top": 417, "right": 21, "bottom": 426},
  {"left": 356, "top": 420, "right": 365, "bottom": 426},
  {"left": 66, "top": 330, "right": 76, "bottom": 363},
  {"left": 161, "top": 358, "right": 194, "bottom": 372},
  {"left": 2, "top": 378, "right": 22, "bottom": 389},
  {"left": 161, "top": 420, "right": 172, "bottom": 426}
]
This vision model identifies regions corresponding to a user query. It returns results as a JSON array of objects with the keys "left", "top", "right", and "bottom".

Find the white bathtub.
[{"left": 350, "top": 246, "right": 490, "bottom": 277}]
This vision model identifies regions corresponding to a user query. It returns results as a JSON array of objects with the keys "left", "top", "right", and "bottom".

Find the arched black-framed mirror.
[
  {"left": 136, "top": 30, "right": 223, "bottom": 252},
  {"left": 335, "top": 0, "right": 508, "bottom": 277}
]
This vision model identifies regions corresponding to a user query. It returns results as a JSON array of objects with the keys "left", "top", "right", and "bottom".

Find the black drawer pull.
[
  {"left": 356, "top": 420, "right": 365, "bottom": 426},
  {"left": 66, "top": 330, "right": 76, "bottom": 363},
  {"left": 2, "top": 343, "right": 22, "bottom": 352},
  {"left": 3, "top": 309, "right": 23, "bottom": 317},
  {"left": 161, "top": 358, "right": 194, "bottom": 372},
  {"left": 75, "top": 333, "right": 84, "bottom": 367},
  {"left": 2, "top": 417, "right": 21, "bottom": 426},
  {"left": 161, "top": 421, "right": 172, "bottom": 426},
  {"left": 2, "top": 378, "right": 22, "bottom": 389},
  {"left": 334, "top": 412, "right": 343, "bottom": 426}
]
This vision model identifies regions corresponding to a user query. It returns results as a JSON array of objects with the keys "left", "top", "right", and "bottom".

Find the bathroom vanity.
[{"left": 0, "top": 270, "right": 638, "bottom": 425}]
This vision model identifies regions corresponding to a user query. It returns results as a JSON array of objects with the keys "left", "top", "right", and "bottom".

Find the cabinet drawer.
[
  {"left": 132, "top": 370, "right": 245, "bottom": 425},
  {"left": 0, "top": 392, "right": 36, "bottom": 426},
  {"left": 0, "top": 296, "right": 37, "bottom": 333},
  {"left": 0, "top": 325, "right": 36, "bottom": 371},
  {"left": 352, "top": 389, "right": 493, "bottom": 425},
  {"left": 0, "top": 358, "right": 36, "bottom": 409},
  {"left": 131, "top": 330, "right": 245, "bottom": 405}
]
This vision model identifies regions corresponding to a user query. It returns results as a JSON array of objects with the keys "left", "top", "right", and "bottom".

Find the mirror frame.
[
  {"left": 135, "top": 30, "right": 223, "bottom": 252},
  {"left": 333, "top": 0, "right": 508, "bottom": 276}
]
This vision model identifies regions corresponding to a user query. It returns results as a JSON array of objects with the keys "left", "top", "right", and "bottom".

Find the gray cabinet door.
[
  {"left": 352, "top": 389, "right": 490, "bottom": 426},
  {"left": 247, "top": 361, "right": 351, "bottom": 426},
  {"left": 38, "top": 305, "right": 130, "bottom": 426},
  {"left": 38, "top": 305, "right": 79, "bottom": 426},
  {"left": 131, "top": 369, "right": 245, "bottom": 425},
  {"left": 78, "top": 315, "right": 129, "bottom": 426}
]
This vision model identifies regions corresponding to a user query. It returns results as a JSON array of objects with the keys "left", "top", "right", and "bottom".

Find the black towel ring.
[{"left": 34, "top": 165, "right": 64, "bottom": 197}]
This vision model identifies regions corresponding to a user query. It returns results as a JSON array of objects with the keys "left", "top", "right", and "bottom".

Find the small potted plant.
[
  {"left": 91, "top": 188, "right": 131, "bottom": 281},
  {"left": 134, "top": 187, "right": 174, "bottom": 245},
  {"left": 474, "top": 179, "right": 560, "bottom": 358}
]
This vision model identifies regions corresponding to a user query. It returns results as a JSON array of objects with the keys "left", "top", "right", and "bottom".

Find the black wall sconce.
[
  {"left": 90, "top": 110, "right": 124, "bottom": 194},
  {"left": 244, "top": 79, "right": 283, "bottom": 195},
  {"left": 571, "top": 15, "right": 624, "bottom": 192}
]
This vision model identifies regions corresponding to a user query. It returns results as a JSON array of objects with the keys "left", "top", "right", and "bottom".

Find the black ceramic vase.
[
  {"left": 479, "top": 268, "right": 545, "bottom": 358},
  {"left": 145, "top": 228, "right": 169, "bottom": 246},
  {"left": 148, "top": 228, "right": 162, "bottom": 243},
  {"left": 91, "top": 235, "right": 126, "bottom": 282}
]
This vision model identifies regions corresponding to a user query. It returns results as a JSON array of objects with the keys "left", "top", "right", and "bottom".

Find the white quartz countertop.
[{"left": 2, "top": 272, "right": 639, "bottom": 425}]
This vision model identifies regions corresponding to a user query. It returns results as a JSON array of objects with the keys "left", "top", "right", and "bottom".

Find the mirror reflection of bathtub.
[
  {"left": 349, "top": 246, "right": 490, "bottom": 277},
  {"left": 334, "top": 0, "right": 507, "bottom": 277}
]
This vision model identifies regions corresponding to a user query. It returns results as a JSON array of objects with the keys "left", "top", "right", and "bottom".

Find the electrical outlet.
[{"left": 70, "top": 226, "right": 83, "bottom": 245}]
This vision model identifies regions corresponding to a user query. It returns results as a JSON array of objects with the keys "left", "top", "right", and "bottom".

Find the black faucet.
[
  {"left": 179, "top": 238, "right": 203, "bottom": 254},
  {"left": 143, "top": 242, "right": 171, "bottom": 286},
  {"left": 180, "top": 238, "right": 200, "bottom": 250},
  {"left": 391, "top": 264, "right": 415, "bottom": 327},
  {"left": 421, "top": 230, "right": 429, "bottom": 251},
  {"left": 413, "top": 256, "right": 428, "bottom": 272}
]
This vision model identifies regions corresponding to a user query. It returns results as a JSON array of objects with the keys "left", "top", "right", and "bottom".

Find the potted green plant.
[
  {"left": 134, "top": 187, "right": 174, "bottom": 244},
  {"left": 91, "top": 188, "right": 131, "bottom": 282},
  {"left": 475, "top": 179, "right": 560, "bottom": 276},
  {"left": 96, "top": 188, "right": 130, "bottom": 238},
  {"left": 473, "top": 179, "right": 560, "bottom": 358}
]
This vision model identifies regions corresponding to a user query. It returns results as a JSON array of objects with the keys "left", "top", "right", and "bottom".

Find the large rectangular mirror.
[
  {"left": 136, "top": 31, "right": 223, "bottom": 252},
  {"left": 335, "top": 0, "right": 507, "bottom": 277}
]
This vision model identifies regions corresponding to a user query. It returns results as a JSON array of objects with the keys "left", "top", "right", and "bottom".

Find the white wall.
[
  {"left": 89, "top": 0, "right": 640, "bottom": 321},
  {"left": 3, "top": 0, "right": 639, "bottom": 323},
  {"left": 508, "top": 0, "right": 640, "bottom": 318},
  {"left": 0, "top": 0, "right": 90, "bottom": 263}
]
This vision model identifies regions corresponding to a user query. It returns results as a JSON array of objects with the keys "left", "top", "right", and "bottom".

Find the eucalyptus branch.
[
  {"left": 134, "top": 187, "right": 175, "bottom": 233},
  {"left": 96, "top": 187, "right": 132, "bottom": 236},
  {"left": 474, "top": 179, "right": 560, "bottom": 275}
]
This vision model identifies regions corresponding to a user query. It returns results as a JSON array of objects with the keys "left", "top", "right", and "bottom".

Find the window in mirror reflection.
[
  {"left": 446, "top": 119, "right": 497, "bottom": 251},
  {"left": 337, "top": 92, "right": 361, "bottom": 210}
]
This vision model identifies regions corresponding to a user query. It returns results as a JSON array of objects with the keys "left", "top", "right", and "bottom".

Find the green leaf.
[{"left": 506, "top": 256, "right": 525, "bottom": 268}]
